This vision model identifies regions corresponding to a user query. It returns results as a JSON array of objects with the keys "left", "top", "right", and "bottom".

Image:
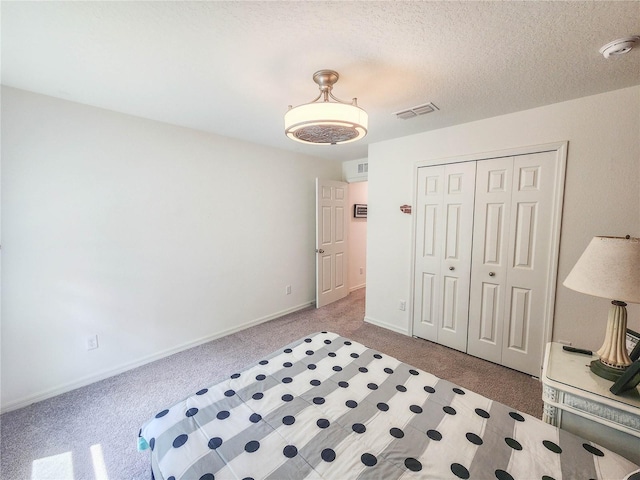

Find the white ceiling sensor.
[
  {"left": 599, "top": 36, "right": 640, "bottom": 59},
  {"left": 394, "top": 102, "right": 439, "bottom": 120}
]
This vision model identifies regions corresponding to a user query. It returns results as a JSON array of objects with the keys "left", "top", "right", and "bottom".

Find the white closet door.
[
  {"left": 413, "top": 162, "right": 476, "bottom": 351},
  {"left": 467, "top": 158, "right": 514, "bottom": 363},
  {"left": 501, "top": 151, "right": 556, "bottom": 375},
  {"left": 468, "top": 152, "right": 557, "bottom": 376}
]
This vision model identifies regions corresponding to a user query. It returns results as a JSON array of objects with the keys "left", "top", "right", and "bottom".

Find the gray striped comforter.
[{"left": 139, "top": 332, "right": 640, "bottom": 479}]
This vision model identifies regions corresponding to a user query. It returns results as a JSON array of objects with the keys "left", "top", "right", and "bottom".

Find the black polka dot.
[
  {"left": 338, "top": 381, "right": 349, "bottom": 388},
  {"left": 495, "top": 469, "right": 514, "bottom": 480},
  {"left": 328, "top": 352, "right": 337, "bottom": 357},
  {"left": 350, "top": 353, "right": 359, "bottom": 358},
  {"left": 186, "top": 407, "right": 198, "bottom": 417},
  {"left": 250, "top": 413, "right": 262, "bottom": 423},
  {"left": 241, "top": 477, "right": 253, "bottom": 480},
  {"left": 424, "top": 386, "right": 436, "bottom": 393},
  {"left": 305, "top": 338, "right": 312, "bottom": 343},
  {"left": 361, "top": 453, "right": 377, "bottom": 467},
  {"left": 231, "top": 373, "right": 241, "bottom": 379},
  {"left": 306, "top": 350, "right": 314, "bottom": 356},
  {"left": 475, "top": 408, "right": 490, "bottom": 418},
  {"left": 344, "top": 341, "right": 352, "bottom": 345},
  {"left": 543, "top": 440, "right": 562, "bottom": 454},
  {"left": 410, "top": 405, "right": 423, "bottom": 414},
  {"left": 367, "top": 383, "right": 378, "bottom": 390},
  {"left": 583, "top": 443, "right": 604, "bottom": 457},
  {"left": 346, "top": 400, "right": 358, "bottom": 408},
  {"left": 168, "top": 477, "right": 175, "bottom": 480},
  {"left": 216, "top": 411, "right": 230, "bottom": 420},
  {"left": 384, "top": 367, "right": 394, "bottom": 374},
  {"left": 333, "top": 365, "right": 342, "bottom": 371},
  {"left": 405, "top": 458, "right": 422, "bottom": 472},
  {"left": 196, "top": 389, "right": 208, "bottom": 395},
  {"left": 256, "top": 374, "right": 266, "bottom": 381},
  {"left": 625, "top": 474, "right": 640, "bottom": 480},
  {"left": 409, "top": 369, "right": 419, "bottom": 375},
  {"left": 324, "top": 339, "right": 332, "bottom": 345},
  {"left": 396, "top": 385, "right": 407, "bottom": 392},
  {"left": 149, "top": 438, "right": 155, "bottom": 450},
  {"left": 443, "top": 406, "right": 456, "bottom": 415},
  {"left": 359, "top": 367, "right": 368, "bottom": 373},
  {"left": 377, "top": 402, "right": 389, "bottom": 411},
  {"left": 155, "top": 409, "right": 169, "bottom": 418},
  {"left": 317, "top": 418, "right": 330, "bottom": 429},
  {"left": 466, "top": 432, "right": 483, "bottom": 445},
  {"left": 259, "top": 360, "right": 269, "bottom": 365},
  {"left": 173, "top": 434, "right": 188, "bottom": 448},
  {"left": 313, "top": 397, "right": 325, "bottom": 405},
  {"left": 245, "top": 440, "right": 260, "bottom": 453},
  {"left": 322, "top": 448, "right": 336, "bottom": 462},
  {"left": 352, "top": 423, "right": 366, "bottom": 433},
  {"left": 509, "top": 412, "right": 525, "bottom": 422},
  {"left": 282, "top": 394, "right": 293, "bottom": 402},
  {"left": 284, "top": 348, "right": 292, "bottom": 353},
  {"left": 451, "top": 463, "right": 470, "bottom": 479},
  {"left": 284, "top": 445, "right": 298, "bottom": 458},
  {"left": 310, "top": 379, "right": 321, "bottom": 386},
  {"left": 208, "top": 437, "right": 222, "bottom": 449},
  {"left": 283, "top": 362, "right": 293, "bottom": 367},
  {"left": 282, "top": 415, "right": 295, "bottom": 425},
  {"left": 453, "top": 387, "right": 465, "bottom": 395},
  {"left": 505, "top": 437, "right": 522, "bottom": 450},
  {"left": 390, "top": 427, "right": 404, "bottom": 438},
  {"left": 427, "top": 429, "right": 442, "bottom": 441},
  {"left": 200, "top": 474, "right": 214, "bottom": 480},
  {"left": 252, "top": 392, "right": 264, "bottom": 400},
  {"left": 307, "top": 364, "right": 317, "bottom": 370},
  {"left": 282, "top": 377, "right": 292, "bottom": 384},
  {"left": 374, "top": 354, "right": 383, "bottom": 359},
  {"left": 541, "top": 476, "right": 556, "bottom": 480}
]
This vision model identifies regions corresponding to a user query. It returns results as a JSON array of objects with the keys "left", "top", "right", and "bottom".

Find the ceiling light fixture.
[
  {"left": 284, "top": 70, "right": 368, "bottom": 145},
  {"left": 599, "top": 36, "right": 640, "bottom": 59}
]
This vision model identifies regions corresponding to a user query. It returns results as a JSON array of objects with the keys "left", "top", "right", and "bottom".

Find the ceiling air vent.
[{"left": 394, "top": 102, "right": 439, "bottom": 120}]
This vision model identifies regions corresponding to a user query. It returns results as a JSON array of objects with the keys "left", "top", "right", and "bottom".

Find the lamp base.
[{"left": 590, "top": 359, "right": 627, "bottom": 382}]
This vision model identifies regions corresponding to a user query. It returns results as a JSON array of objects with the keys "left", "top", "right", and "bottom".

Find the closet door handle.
[
  {"left": 488, "top": 272, "right": 495, "bottom": 277},
  {"left": 449, "top": 266, "right": 455, "bottom": 271}
]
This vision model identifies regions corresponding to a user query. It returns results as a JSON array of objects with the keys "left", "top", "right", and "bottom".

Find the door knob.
[
  {"left": 488, "top": 272, "right": 495, "bottom": 277},
  {"left": 316, "top": 249, "right": 325, "bottom": 254},
  {"left": 449, "top": 266, "right": 455, "bottom": 271}
]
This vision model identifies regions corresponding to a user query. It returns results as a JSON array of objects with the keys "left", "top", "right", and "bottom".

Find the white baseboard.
[
  {"left": 349, "top": 283, "right": 366, "bottom": 292},
  {"left": 363, "top": 315, "right": 409, "bottom": 335},
  {"left": 1, "top": 301, "right": 314, "bottom": 414}
]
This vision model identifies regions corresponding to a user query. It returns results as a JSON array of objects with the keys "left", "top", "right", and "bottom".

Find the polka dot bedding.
[{"left": 139, "top": 332, "right": 640, "bottom": 479}]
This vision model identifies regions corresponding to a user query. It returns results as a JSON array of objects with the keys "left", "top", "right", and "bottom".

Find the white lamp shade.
[
  {"left": 563, "top": 236, "right": 640, "bottom": 304},
  {"left": 284, "top": 102, "right": 368, "bottom": 145}
]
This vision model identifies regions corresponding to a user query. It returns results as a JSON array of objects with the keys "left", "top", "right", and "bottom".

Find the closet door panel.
[
  {"left": 467, "top": 158, "right": 513, "bottom": 363},
  {"left": 501, "top": 151, "right": 556, "bottom": 376}
]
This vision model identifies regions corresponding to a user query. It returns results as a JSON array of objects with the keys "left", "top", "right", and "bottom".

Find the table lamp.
[{"left": 563, "top": 236, "right": 640, "bottom": 381}]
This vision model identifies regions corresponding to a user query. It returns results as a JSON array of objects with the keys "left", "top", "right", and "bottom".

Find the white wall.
[
  {"left": 365, "top": 86, "right": 640, "bottom": 348},
  {"left": 348, "top": 181, "right": 368, "bottom": 291},
  {"left": 1, "top": 87, "right": 343, "bottom": 411}
]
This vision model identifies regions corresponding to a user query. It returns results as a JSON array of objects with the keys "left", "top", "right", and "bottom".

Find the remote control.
[{"left": 562, "top": 345, "right": 592, "bottom": 355}]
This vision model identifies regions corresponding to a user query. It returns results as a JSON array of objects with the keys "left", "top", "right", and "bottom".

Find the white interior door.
[
  {"left": 316, "top": 179, "right": 349, "bottom": 308},
  {"left": 468, "top": 152, "right": 557, "bottom": 376},
  {"left": 413, "top": 162, "right": 476, "bottom": 351}
]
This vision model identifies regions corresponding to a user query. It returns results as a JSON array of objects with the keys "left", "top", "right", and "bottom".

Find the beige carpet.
[{"left": 1, "top": 288, "right": 542, "bottom": 480}]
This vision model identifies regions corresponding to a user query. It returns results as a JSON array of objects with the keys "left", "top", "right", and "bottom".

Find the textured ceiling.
[{"left": 2, "top": 1, "right": 639, "bottom": 161}]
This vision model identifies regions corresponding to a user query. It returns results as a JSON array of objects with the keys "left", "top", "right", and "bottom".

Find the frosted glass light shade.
[
  {"left": 284, "top": 102, "right": 368, "bottom": 145},
  {"left": 563, "top": 236, "right": 640, "bottom": 304}
]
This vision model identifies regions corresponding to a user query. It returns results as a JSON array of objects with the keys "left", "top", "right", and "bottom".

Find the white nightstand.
[{"left": 541, "top": 342, "right": 640, "bottom": 464}]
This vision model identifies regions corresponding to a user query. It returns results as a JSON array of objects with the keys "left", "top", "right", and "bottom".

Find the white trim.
[
  {"left": 349, "top": 283, "right": 366, "bottom": 292},
  {"left": 0, "top": 301, "right": 314, "bottom": 414},
  {"left": 364, "top": 315, "right": 409, "bottom": 335}
]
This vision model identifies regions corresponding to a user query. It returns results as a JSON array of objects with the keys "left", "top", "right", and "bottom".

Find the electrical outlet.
[
  {"left": 285, "top": 285, "right": 292, "bottom": 295},
  {"left": 399, "top": 300, "right": 406, "bottom": 311},
  {"left": 87, "top": 334, "right": 99, "bottom": 350}
]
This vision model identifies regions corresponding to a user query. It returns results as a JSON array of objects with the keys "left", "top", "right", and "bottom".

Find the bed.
[{"left": 139, "top": 331, "right": 640, "bottom": 479}]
